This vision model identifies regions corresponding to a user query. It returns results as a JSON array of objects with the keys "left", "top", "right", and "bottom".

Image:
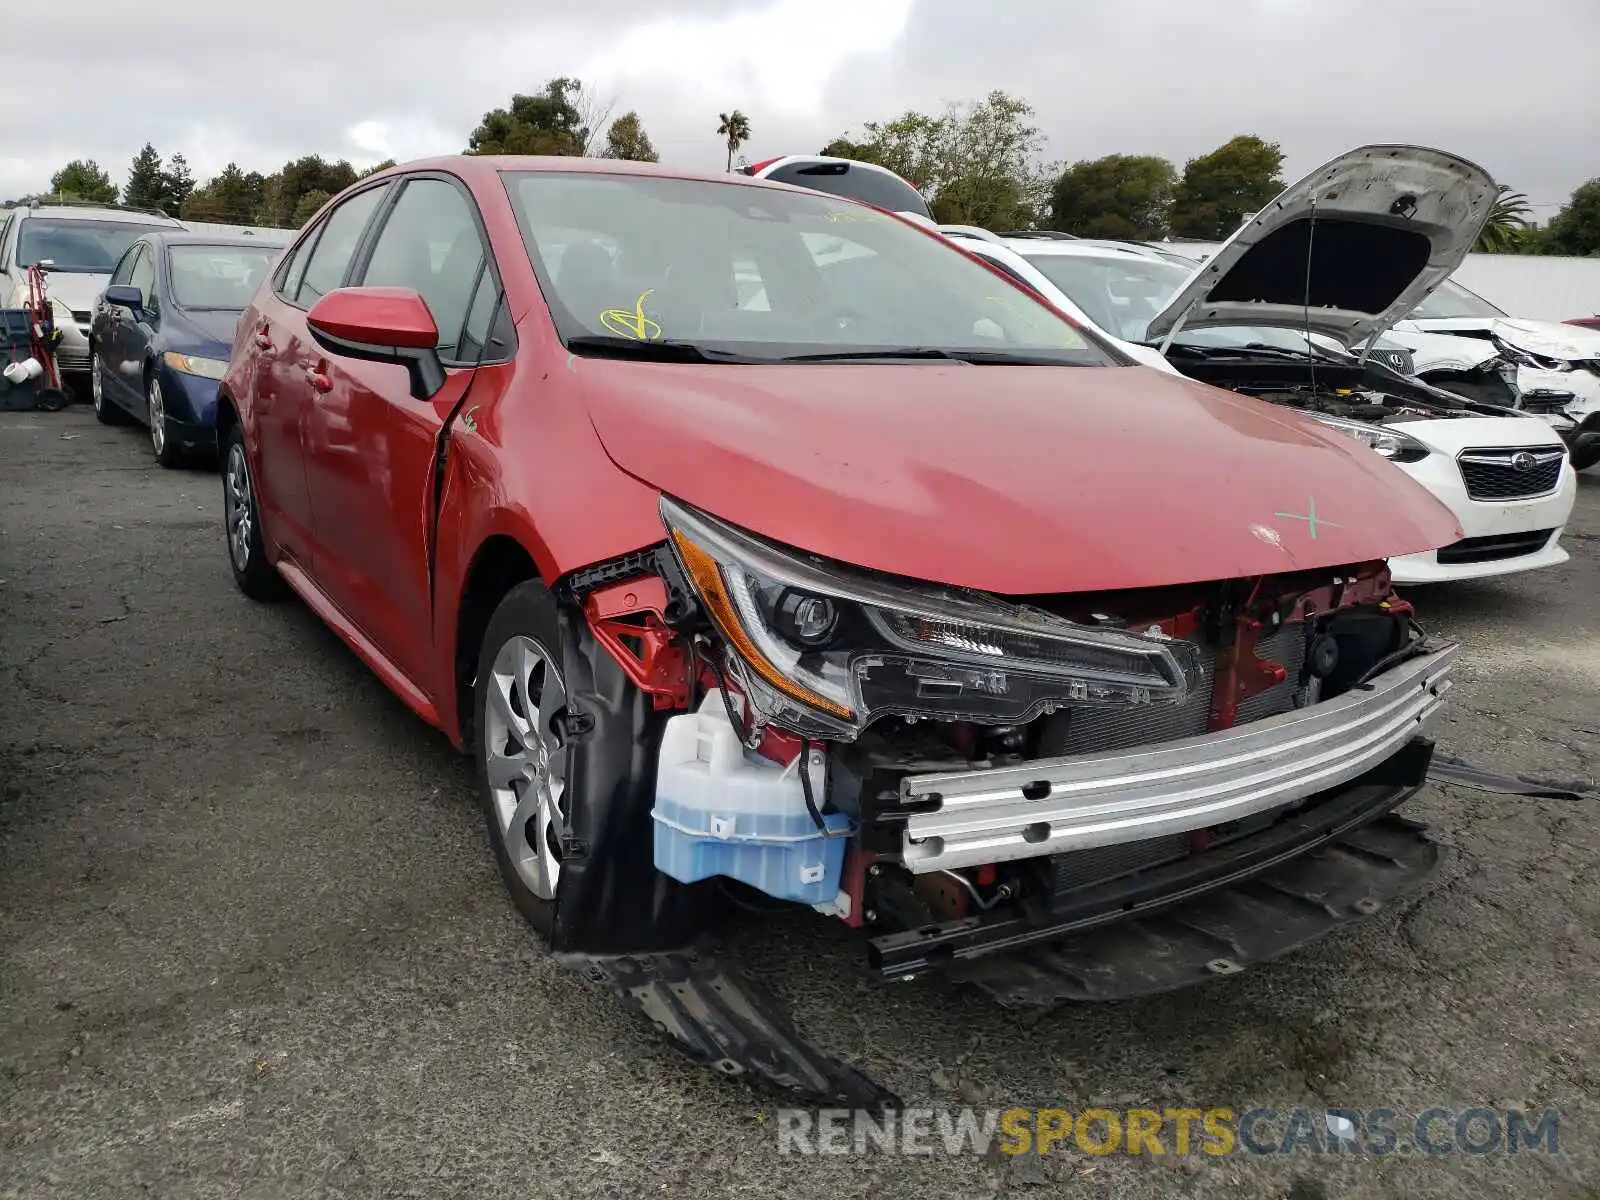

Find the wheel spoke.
[
  {"left": 485, "top": 748, "right": 529, "bottom": 790},
  {"left": 488, "top": 671, "right": 530, "bottom": 743},
  {"left": 508, "top": 783, "right": 560, "bottom": 896}
]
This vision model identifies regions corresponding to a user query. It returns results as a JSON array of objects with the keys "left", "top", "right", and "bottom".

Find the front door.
[{"left": 300, "top": 175, "right": 496, "bottom": 690}]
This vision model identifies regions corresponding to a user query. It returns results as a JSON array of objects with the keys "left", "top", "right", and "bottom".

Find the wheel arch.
[
  {"left": 452, "top": 534, "right": 542, "bottom": 748},
  {"left": 214, "top": 388, "right": 240, "bottom": 443}
]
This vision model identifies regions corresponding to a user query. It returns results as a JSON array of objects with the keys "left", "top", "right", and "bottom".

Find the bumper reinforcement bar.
[{"left": 899, "top": 642, "right": 1457, "bottom": 873}]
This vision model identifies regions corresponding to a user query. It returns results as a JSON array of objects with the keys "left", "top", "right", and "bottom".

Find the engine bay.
[{"left": 1164, "top": 349, "right": 1493, "bottom": 427}]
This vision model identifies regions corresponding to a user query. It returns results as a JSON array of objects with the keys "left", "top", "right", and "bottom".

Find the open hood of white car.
[{"left": 1145, "top": 145, "right": 1495, "bottom": 350}]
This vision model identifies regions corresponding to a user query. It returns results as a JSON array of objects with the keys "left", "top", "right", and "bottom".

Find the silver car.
[{"left": 0, "top": 201, "right": 182, "bottom": 378}]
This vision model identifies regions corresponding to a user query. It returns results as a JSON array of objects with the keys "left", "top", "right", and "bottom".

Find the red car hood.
[{"left": 577, "top": 361, "right": 1461, "bottom": 595}]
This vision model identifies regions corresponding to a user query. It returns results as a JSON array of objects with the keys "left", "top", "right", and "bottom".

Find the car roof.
[
  {"left": 18, "top": 204, "right": 181, "bottom": 226},
  {"left": 997, "top": 237, "right": 1170, "bottom": 261},
  {"left": 750, "top": 154, "right": 909, "bottom": 179},
  {"left": 140, "top": 231, "right": 291, "bottom": 248},
  {"left": 370, "top": 154, "right": 789, "bottom": 190}
]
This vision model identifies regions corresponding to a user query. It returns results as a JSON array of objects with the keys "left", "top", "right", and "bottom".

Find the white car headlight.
[
  {"left": 1309, "top": 414, "right": 1430, "bottom": 464},
  {"left": 661, "top": 497, "right": 1202, "bottom": 738},
  {"left": 1491, "top": 334, "right": 1573, "bottom": 372},
  {"left": 163, "top": 352, "right": 229, "bottom": 380}
]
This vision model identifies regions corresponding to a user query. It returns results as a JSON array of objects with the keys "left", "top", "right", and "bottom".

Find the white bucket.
[{"left": 3, "top": 357, "right": 44, "bottom": 384}]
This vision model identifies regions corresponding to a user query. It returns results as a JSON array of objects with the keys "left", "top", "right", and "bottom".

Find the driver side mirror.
[
  {"left": 105, "top": 284, "right": 143, "bottom": 310},
  {"left": 306, "top": 287, "right": 444, "bottom": 400}
]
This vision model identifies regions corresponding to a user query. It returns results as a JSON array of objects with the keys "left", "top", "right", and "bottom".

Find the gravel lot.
[{"left": 3, "top": 408, "right": 1598, "bottom": 1200}]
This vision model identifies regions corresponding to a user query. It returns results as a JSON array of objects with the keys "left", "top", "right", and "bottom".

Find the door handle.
[{"left": 306, "top": 366, "right": 333, "bottom": 394}]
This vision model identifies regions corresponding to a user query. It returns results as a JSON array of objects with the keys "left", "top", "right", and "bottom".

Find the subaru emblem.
[{"left": 1511, "top": 451, "right": 1536, "bottom": 473}]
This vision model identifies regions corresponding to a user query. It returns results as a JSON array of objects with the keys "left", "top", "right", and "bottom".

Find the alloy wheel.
[
  {"left": 148, "top": 378, "right": 167, "bottom": 456},
  {"left": 224, "top": 442, "right": 253, "bottom": 571},
  {"left": 90, "top": 357, "right": 104, "bottom": 412},
  {"left": 482, "top": 635, "right": 569, "bottom": 901}
]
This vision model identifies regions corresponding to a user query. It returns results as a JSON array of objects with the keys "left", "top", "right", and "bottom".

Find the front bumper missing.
[
  {"left": 871, "top": 741, "right": 1440, "bottom": 985},
  {"left": 899, "top": 642, "right": 1457, "bottom": 873},
  {"left": 953, "top": 810, "right": 1442, "bottom": 1005}
]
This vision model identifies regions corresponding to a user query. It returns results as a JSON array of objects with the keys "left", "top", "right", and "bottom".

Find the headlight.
[
  {"left": 661, "top": 497, "right": 1202, "bottom": 738},
  {"left": 1309, "top": 414, "right": 1430, "bottom": 464},
  {"left": 163, "top": 351, "right": 229, "bottom": 380},
  {"left": 1491, "top": 335, "right": 1572, "bottom": 372}
]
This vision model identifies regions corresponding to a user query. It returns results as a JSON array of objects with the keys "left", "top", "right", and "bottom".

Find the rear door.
[
  {"left": 249, "top": 184, "right": 390, "bottom": 568},
  {"left": 300, "top": 174, "right": 508, "bottom": 688}
]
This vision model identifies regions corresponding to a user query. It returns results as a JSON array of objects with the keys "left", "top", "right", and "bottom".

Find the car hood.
[
  {"left": 33, "top": 272, "right": 109, "bottom": 313},
  {"left": 1145, "top": 145, "right": 1495, "bottom": 350},
  {"left": 576, "top": 360, "right": 1462, "bottom": 595},
  {"left": 168, "top": 307, "right": 245, "bottom": 351},
  {"left": 1407, "top": 316, "right": 1600, "bottom": 362}
]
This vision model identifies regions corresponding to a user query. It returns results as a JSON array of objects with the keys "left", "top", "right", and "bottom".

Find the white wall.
[{"left": 1451, "top": 254, "right": 1600, "bottom": 321}]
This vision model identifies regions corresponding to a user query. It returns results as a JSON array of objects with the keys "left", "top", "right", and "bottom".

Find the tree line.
[{"left": 14, "top": 80, "right": 1600, "bottom": 257}]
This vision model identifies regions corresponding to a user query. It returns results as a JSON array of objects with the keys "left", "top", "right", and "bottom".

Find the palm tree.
[
  {"left": 1477, "top": 184, "right": 1533, "bottom": 253},
  {"left": 717, "top": 110, "right": 752, "bottom": 173}
]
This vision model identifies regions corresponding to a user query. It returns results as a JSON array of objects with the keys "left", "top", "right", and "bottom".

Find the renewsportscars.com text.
[{"left": 776, "top": 1106, "right": 1561, "bottom": 1158}]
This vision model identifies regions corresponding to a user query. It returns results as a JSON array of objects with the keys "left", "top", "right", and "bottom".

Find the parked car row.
[{"left": 0, "top": 199, "right": 290, "bottom": 462}]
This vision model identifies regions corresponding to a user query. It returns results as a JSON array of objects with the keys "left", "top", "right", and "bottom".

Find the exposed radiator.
[{"left": 1040, "top": 624, "right": 1309, "bottom": 757}]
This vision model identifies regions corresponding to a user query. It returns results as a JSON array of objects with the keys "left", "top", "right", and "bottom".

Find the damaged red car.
[{"left": 219, "top": 156, "right": 1464, "bottom": 1088}]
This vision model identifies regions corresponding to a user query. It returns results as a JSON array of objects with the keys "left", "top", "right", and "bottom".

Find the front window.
[
  {"left": 168, "top": 245, "right": 281, "bottom": 310},
  {"left": 16, "top": 218, "right": 155, "bottom": 274},
  {"left": 503, "top": 171, "right": 1112, "bottom": 366},
  {"left": 1408, "top": 279, "right": 1505, "bottom": 320},
  {"left": 1021, "top": 252, "right": 1191, "bottom": 342}
]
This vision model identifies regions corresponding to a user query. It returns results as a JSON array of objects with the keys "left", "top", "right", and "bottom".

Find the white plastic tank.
[{"left": 652, "top": 692, "right": 849, "bottom": 905}]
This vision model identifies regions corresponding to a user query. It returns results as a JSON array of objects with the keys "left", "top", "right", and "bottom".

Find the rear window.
[{"left": 762, "top": 162, "right": 933, "bottom": 221}]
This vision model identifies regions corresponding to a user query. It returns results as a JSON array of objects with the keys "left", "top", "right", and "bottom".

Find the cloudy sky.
[{"left": 4, "top": 0, "right": 1596, "bottom": 216}]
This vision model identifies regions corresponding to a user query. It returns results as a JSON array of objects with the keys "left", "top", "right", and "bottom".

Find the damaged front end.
[{"left": 550, "top": 497, "right": 1455, "bottom": 1005}]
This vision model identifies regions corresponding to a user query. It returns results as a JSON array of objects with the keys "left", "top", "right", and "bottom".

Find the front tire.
[
  {"left": 474, "top": 581, "right": 572, "bottom": 935},
  {"left": 1571, "top": 445, "right": 1600, "bottom": 472},
  {"left": 91, "top": 355, "right": 127, "bottom": 425},
  {"left": 222, "top": 423, "right": 286, "bottom": 601},
  {"left": 147, "top": 374, "right": 183, "bottom": 468}
]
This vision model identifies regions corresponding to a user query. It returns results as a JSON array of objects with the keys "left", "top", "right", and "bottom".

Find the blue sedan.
[{"left": 89, "top": 232, "right": 287, "bottom": 466}]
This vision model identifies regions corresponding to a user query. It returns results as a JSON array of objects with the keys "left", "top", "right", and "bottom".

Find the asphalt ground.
[{"left": 3, "top": 407, "right": 1598, "bottom": 1199}]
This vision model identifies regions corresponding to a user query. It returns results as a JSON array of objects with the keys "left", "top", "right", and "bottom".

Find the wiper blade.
[
  {"left": 565, "top": 335, "right": 755, "bottom": 363},
  {"left": 780, "top": 347, "right": 1073, "bottom": 365},
  {"left": 1165, "top": 341, "right": 1336, "bottom": 363}
]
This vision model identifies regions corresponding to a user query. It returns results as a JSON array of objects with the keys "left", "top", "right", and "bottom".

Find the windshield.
[
  {"left": 17, "top": 218, "right": 155, "bottom": 274},
  {"left": 1408, "top": 279, "right": 1505, "bottom": 320},
  {"left": 503, "top": 171, "right": 1112, "bottom": 365},
  {"left": 168, "top": 244, "right": 280, "bottom": 310},
  {"left": 1021, "top": 253, "right": 1191, "bottom": 342}
]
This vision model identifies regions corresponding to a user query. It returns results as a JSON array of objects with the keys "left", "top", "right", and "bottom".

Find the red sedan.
[{"left": 219, "top": 156, "right": 1462, "bottom": 1028}]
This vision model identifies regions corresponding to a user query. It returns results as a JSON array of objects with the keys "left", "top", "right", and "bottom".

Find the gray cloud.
[{"left": 4, "top": 0, "right": 1596, "bottom": 217}]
